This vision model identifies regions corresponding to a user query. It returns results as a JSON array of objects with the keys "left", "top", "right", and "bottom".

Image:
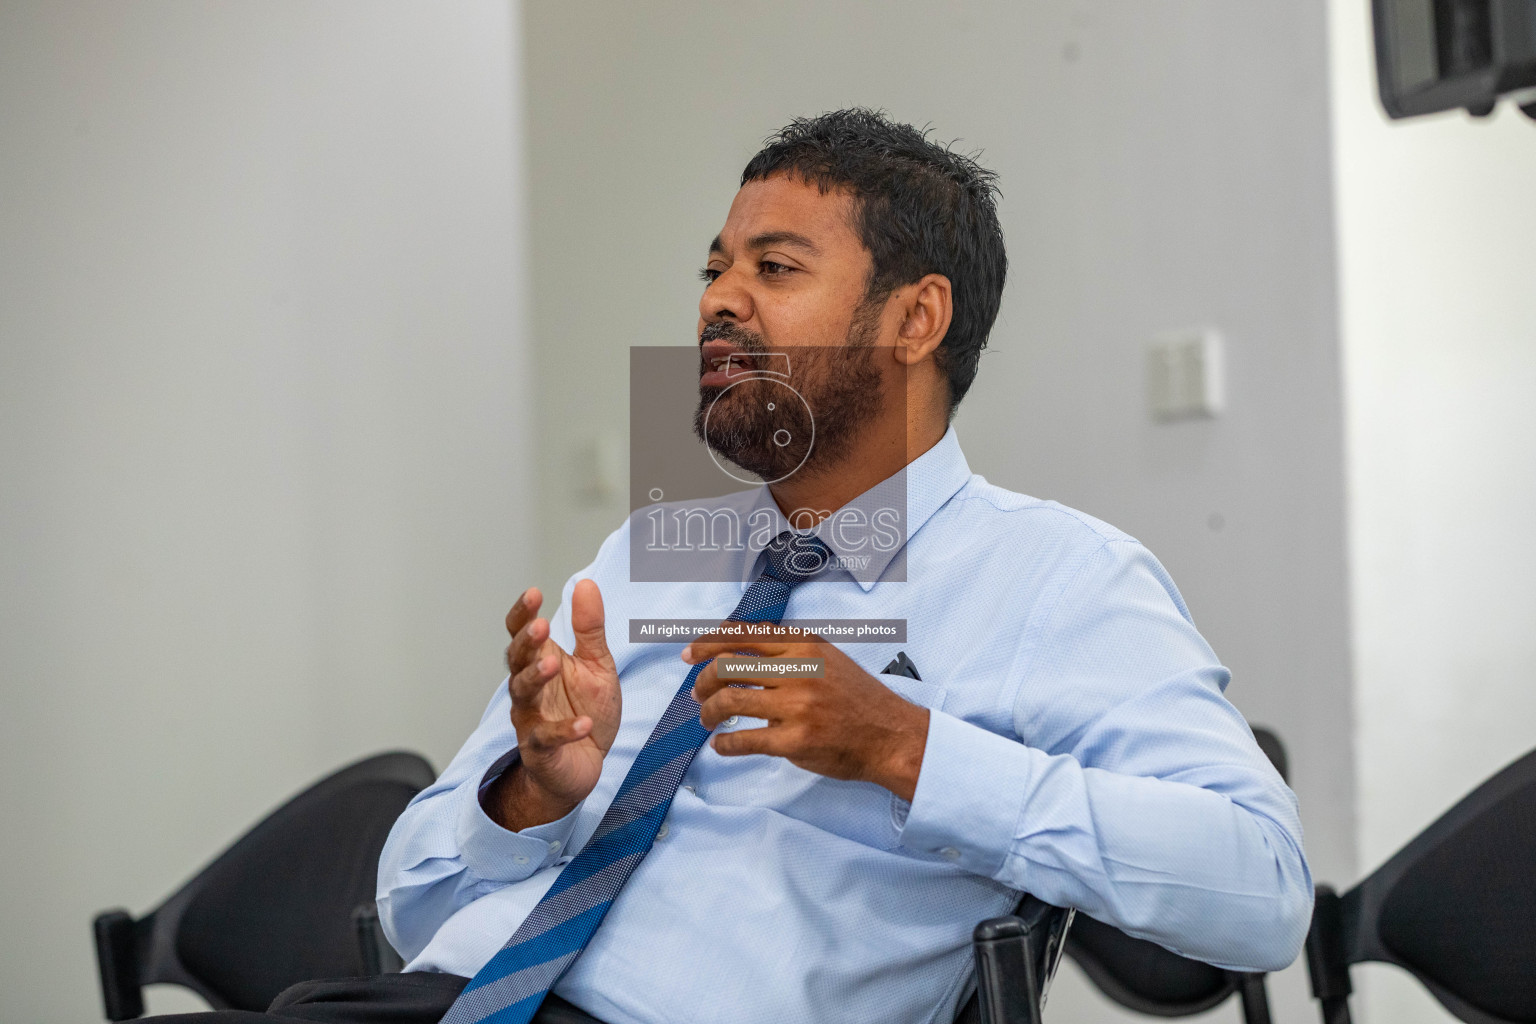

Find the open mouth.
[{"left": 699, "top": 340, "right": 760, "bottom": 387}]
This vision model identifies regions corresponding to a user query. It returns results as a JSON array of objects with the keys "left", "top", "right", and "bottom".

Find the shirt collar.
[{"left": 739, "top": 426, "right": 973, "bottom": 592}]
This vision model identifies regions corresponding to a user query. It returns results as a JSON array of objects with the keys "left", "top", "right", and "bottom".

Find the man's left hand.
[{"left": 682, "top": 624, "right": 929, "bottom": 802}]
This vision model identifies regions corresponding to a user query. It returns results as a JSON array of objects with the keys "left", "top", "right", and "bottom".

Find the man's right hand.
[{"left": 486, "top": 580, "right": 621, "bottom": 832}]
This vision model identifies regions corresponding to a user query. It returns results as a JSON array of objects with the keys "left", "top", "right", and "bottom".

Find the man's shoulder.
[
  {"left": 938, "top": 475, "right": 1198, "bottom": 630},
  {"left": 943, "top": 474, "right": 1140, "bottom": 553},
  {"left": 587, "top": 513, "right": 635, "bottom": 578}
]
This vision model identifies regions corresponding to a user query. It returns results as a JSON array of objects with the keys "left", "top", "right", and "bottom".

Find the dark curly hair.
[{"left": 741, "top": 108, "right": 1007, "bottom": 412}]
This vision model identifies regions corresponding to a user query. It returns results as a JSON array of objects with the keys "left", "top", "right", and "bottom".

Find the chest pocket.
[{"left": 691, "top": 670, "right": 948, "bottom": 852}]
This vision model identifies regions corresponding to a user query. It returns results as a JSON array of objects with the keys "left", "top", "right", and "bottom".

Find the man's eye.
[
  {"left": 698, "top": 267, "right": 721, "bottom": 285},
  {"left": 760, "top": 260, "right": 792, "bottom": 276}
]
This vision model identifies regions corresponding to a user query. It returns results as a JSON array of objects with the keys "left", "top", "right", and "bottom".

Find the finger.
[
  {"left": 509, "top": 649, "right": 560, "bottom": 706},
  {"left": 505, "top": 588, "right": 543, "bottom": 638},
  {"left": 690, "top": 657, "right": 778, "bottom": 705},
  {"left": 506, "top": 615, "right": 551, "bottom": 675},
  {"left": 570, "top": 579, "right": 612, "bottom": 664},
  {"left": 698, "top": 686, "right": 777, "bottom": 730},
  {"left": 682, "top": 637, "right": 792, "bottom": 664},
  {"left": 523, "top": 715, "right": 593, "bottom": 753},
  {"left": 711, "top": 726, "right": 787, "bottom": 758},
  {"left": 690, "top": 658, "right": 724, "bottom": 704}
]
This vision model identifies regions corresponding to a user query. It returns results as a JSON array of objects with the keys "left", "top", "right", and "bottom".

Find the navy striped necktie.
[{"left": 441, "top": 531, "right": 832, "bottom": 1024}]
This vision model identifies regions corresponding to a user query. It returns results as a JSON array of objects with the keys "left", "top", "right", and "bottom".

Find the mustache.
[{"left": 699, "top": 321, "right": 767, "bottom": 351}]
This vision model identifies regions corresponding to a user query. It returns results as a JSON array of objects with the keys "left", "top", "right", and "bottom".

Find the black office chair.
[
  {"left": 1050, "top": 724, "right": 1291, "bottom": 1024},
  {"left": 93, "top": 751, "right": 436, "bottom": 1020},
  {"left": 958, "top": 896, "right": 1076, "bottom": 1024},
  {"left": 1065, "top": 916, "right": 1273, "bottom": 1023},
  {"left": 1305, "top": 745, "right": 1536, "bottom": 1024}
]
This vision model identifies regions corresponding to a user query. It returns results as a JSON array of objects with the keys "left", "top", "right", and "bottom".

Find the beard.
[{"left": 692, "top": 305, "right": 885, "bottom": 483}]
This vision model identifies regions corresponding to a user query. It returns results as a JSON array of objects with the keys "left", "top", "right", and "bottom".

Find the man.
[{"left": 159, "top": 109, "right": 1310, "bottom": 1024}]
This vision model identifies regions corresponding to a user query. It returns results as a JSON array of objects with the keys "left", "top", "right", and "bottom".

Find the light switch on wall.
[{"left": 1147, "top": 328, "right": 1224, "bottom": 421}]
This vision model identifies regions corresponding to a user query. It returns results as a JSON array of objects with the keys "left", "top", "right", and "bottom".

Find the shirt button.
[
  {"left": 940, "top": 847, "right": 960, "bottom": 862},
  {"left": 656, "top": 823, "right": 670, "bottom": 840},
  {"left": 724, "top": 716, "right": 739, "bottom": 727},
  {"left": 682, "top": 785, "right": 696, "bottom": 794},
  {"left": 547, "top": 840, "right": 562, "bottom": 853}
]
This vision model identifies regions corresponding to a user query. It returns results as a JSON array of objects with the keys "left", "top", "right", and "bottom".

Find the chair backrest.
[
  {"left": 1064, "top": 913, "right": 1237, "bottom": 1014},
  {"left": 95, "top": 750, "right": 436, "bottom": 1018},
  {"left": 1313, "top": 745, "right": 1536, "bottom": 1024},
  {"left": 1058, "top": 725, "right": 1289, "bottom": 1019},
  {"left": 1252, "top": 726, "right": 1288, "bottom": 787}
]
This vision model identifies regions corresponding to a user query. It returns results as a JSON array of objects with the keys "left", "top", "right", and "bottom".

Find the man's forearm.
[
  {"left": 484, "top": 763, "right": 579, "bottom": 832},
  {"left": 902, "top": 711, "right": 1312, "bottom": 972}
]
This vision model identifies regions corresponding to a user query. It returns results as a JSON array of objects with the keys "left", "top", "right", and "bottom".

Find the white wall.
[
  {"left": 0, "top": 3, "right": 531, "bottom": 1021},
  {"left": 522, "top": 3, "right": 1352, "bottom": 1021},
  {"left": 1328, "top": 3, "right": 1536, "bottom": 1023}
]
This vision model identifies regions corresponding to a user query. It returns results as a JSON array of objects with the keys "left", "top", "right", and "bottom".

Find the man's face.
[{"left": 694, "top": 173, "right": 886, "bottom": 482}]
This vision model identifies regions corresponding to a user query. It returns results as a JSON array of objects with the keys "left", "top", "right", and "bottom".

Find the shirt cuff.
[
  {"left": 455, "top": 750, "right": 581, "bottom": 883},
  {"left": 899, "top": 709, "right": 1038, "bottom": 878}
]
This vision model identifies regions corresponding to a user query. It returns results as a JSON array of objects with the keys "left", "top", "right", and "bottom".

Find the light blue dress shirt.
[{"left": 377, "top": 428, "right": 1312, "bottom": 1024}]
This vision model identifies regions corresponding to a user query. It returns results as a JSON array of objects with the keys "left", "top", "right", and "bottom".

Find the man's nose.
[{"left": 698, "top": 265, "right": 754, "bottom": 326}]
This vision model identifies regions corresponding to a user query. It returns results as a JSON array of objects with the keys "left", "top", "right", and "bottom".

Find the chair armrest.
[
  {"left": 352, "top": 902, "right": 405, "bottom": 975},
  {"left": 1305, "top": 885, "right": 1354, "bottom": 1024},
  {"left": 972, "top": 897, "right": 1075, "bottom": 1024},
  {"left": 94, "top": 908, "right": 144, "bottom": 1021}
]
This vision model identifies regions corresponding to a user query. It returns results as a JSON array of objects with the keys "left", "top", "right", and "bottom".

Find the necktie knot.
[{"left": 761, "top": 531, "right": 832, "bottom": 585}]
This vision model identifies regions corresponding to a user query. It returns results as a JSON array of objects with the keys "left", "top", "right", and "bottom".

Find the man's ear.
[{"left": 892, "top": 273, "right": 953, "bottom": 367}]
